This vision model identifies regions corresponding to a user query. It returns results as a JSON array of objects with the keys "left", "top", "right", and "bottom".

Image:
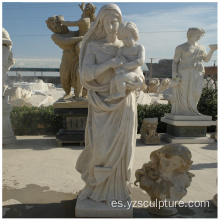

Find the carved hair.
[
  {"left": 45, "top": 15, "right": 68, "bottom": 34},
  {"left": 117, "top": 22, "right": 139, "bottom": 42},
  {"left": 134, "top": 144, "right": 193, "bottom": 186},
  {"left": 79, "top": 4, "right": 122, "bottom": 74},
  {"left": 84, "top": 3, "right": 97, "bottom": 22},
  {"left": 187, "top": 28, "right": 205, "bottom": 40}
]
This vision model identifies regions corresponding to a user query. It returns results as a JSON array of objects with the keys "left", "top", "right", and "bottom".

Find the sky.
[{"left": 2, "top": 1, "right": 218, "bottom": 68}]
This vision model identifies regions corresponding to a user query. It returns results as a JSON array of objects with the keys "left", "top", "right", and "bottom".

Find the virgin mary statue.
[{"left": 75, "top": 4, "right": 144, "bottom": 205}]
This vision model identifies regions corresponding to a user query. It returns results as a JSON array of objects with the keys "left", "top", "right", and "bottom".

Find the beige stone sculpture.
[
  {"left": 134, "top": 144, "right": 195, "bottom": 216},
  {"left": 105, "top": 22, "right": 145, "bottom": 102},
  {"left": 2, "top": 28, "right": 16, "bottom": 145},
  {"left": 75, "top": 3, "right": 144, "bottom": 212},
  {"left": 140, "top": 118, "right": 160, "bottom": 144},
  {"left": 148, "top": 78, "right": 160, "bottom": 93},
  {"left": 156, "top": 78, "right": 170, "bottom": 95},
  {"left": 171, "top": 28, "right": 217, "bottom": 115},
  {"left": 45, "top": 3, "right": 96, "bottom": 100}
]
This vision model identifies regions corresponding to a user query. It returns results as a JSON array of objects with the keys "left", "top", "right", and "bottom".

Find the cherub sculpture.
[
  {"left": 105, "top": 22, "right": 145, "bottom": 102},
  {"left": 140, "top": 118, "right": 160, "bottom": 144},
  {"left": 156, "top": 78, "right": 170, "bottom": 95},
  {"left": 134, "top": 144, "right": 195, "bottom": 216},
  {"left": 148, "top": 78, "right": 160, "bottom": 93}
]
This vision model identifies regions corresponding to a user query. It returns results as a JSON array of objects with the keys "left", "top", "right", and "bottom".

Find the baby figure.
[{"left": 105, "top": 22, "right": 145, "bottom": 102}]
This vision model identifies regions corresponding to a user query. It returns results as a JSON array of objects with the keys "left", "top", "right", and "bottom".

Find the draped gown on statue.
[
  {"left": 76, "top": 40, "right": 144, "bottom": 202},
  {"left": 171, "top": 45, "right": 207, "bottom": 115}
]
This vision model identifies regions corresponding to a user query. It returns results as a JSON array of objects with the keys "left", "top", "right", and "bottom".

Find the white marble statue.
[
  {"left": 135, "top": 144, "right": 195, "bottom": 216},
  {"left": 156, "top": 78, "right": 170, "bottom": 95},
  {"left": 105, "top": 22, "right": 145, "bottom": 102},
  {"left": 171, "top": 28, "right": 217, "bottom": 115},
  {"left": 76, "top": 4, "right": 144, "bottom": 205},
  {"left": 2, "top": 28, "right": 16, "bottom": 145},
  {"left": 2, "top": 28, "right": 15, "bottom": 94},
  {"left": 148, "top": 78, "right": 160, "bottom": 93}
]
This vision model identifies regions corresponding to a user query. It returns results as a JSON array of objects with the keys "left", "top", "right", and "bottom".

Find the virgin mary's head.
[{"left": 89, "top": 4, "right": 122, "bottom": 40}]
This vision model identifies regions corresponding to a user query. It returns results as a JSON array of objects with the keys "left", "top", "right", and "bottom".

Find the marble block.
[{"left": 75, "top": 198, "right": 133, "bottom": 218}]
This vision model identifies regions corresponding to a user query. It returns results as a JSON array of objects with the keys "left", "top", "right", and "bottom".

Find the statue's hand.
[
  {"left": 209, "top": 44, "right": 217, "bottom": 51},
  {"left": 109, "top": 58, "right": 123, "bottom": 69},
  {"left": 79, "top": 2, "right": 85, "bottom": 11},
  {"left": 127, "top": 76, "right": 143, "bottom": 90},
  {"left": 57, "top": 15, "right": 64, "bottom": 21}
]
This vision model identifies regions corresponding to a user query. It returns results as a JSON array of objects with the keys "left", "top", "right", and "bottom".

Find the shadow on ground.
[
  {"left": 3, "top": 199, "right": 77, "bottom": 218},
  {"left": 3, "top": 184, "right": 78, "bottom": 218},
  {"left": 3, "top": 138, "right": 84, "bottom": 150},
  {"left": 191, "top": 162, "right": 217, "bottom": 170},
  {"left": 133, "top": 200, "right": 217, "bottom": 218}
]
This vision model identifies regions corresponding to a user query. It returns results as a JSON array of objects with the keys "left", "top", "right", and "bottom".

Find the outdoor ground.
[{"left": 2, "top": 135, "right": 217, "bottom": 218}]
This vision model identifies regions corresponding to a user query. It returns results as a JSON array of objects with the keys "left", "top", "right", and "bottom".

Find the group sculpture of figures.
[{"left": 45, "top": 3, "right": 96, "bottom": 100}]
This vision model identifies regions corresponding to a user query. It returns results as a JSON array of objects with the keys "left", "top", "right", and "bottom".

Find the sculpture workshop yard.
[{"left": 2, "top": 135, "right": 217, "bottom": 218}]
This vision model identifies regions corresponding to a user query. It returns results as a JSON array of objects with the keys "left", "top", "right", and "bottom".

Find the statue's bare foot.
[
  {"left": 63, "top": 93, "right": 72, "bottom": 100},
  {"left": 78, "top": 185, "right": 93, "bottom": 200}
]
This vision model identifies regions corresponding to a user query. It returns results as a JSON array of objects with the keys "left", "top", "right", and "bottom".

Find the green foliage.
[
  {"left": 198, "top": 88, "right": 217, "bottom": 132},
  {"left": 10, "top": 87, "right": 217, "bottom": 135},
  {"left": 137, "top": 104, "right": 171, "bottom": 133},
  {"left": 10, "top": 106, "right": 63, "bottom": 135}
]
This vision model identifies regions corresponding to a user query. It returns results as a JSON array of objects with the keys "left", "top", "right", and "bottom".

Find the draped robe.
[
  {"left": 171, "top": 45, "right": 206, "bottom": 115},
  {"left": 76, "top": 40, "right": 140, "bottom": 202}
]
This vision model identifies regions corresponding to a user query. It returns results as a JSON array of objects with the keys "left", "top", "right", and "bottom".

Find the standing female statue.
[
  {"left": 171, "top": 28, "right": 217, "bottom": 115},
  {"left": 76, "top": 4, "right": 144, "bottom": 205}
]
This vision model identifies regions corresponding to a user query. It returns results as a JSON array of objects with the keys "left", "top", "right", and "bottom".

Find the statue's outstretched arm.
[
  {"left": 203, "top": 44, "right": 217, "bottom": 62},
  {"left": 51, "top": 34, "right": 83, "bottom": 46}
]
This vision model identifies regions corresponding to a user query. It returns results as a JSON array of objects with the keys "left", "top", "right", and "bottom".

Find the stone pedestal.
[
  {"left": 161, "top": 113, "right": 216, "bottom": 144},
  {"left": 3, "top": 101, "right": 16, "bottom": 145},
  {"left": 53, "top": 99, "right": 88, "bottom": 147},
  {"left": 75, "top": 198, "right": 133, "bottom": 218}
]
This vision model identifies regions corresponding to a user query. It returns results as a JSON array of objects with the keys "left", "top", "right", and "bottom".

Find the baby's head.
[{"left": 117, "top": 22, "right": 139, "bottom": 47}]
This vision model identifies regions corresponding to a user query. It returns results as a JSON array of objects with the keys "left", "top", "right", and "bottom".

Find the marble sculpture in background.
[
  {"left": 148, "top": 78, "right": 160, "bottom": 93},
  {"left": 45, "top": 3, "right": 96, "bottom": 100},
  {"left": 171, "top": 28, "right": 217, "bottom": 115},
  {"left": 156, "top": 78, "right": 170, "bottom": 95},
  {"left": 135, "top": 144, "right": 195, "bottom": 216},
  {"left": 2, "top": 28, "right": 16, "bottom": 94},
  {"left": 76, "top": 4, "right": 144, "bottom": 205}
]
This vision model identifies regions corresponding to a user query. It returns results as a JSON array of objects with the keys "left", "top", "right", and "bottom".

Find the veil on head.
[{"left": 79, "top": 4, "right": 122, "bottom": 73}]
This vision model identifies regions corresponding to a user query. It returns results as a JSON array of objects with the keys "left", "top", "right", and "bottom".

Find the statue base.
[
  {"left": 53, "top": 98, "right": 88, "bottom": 147},
  {"left": 161, "top": 113, "right": 216, "bottom": 144},
  {"left": 75, "top": 198, "right": 133, "bottom": 218},
  {"left": 141, "top": 134, "right": 160, "bottom": 145},
  {"left": 148, "top": 206, "right": 177, "bottom": 216},
  {"left": 3, "top": 101, "right": 16, "bottom": 145}
]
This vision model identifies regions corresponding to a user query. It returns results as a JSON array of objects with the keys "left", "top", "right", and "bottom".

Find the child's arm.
[
  {"left": 124, "top": 44, "right": 145, "bottom": 70},
  {"left": 59, "top": 19, "right": 83, "bottom": 27}
]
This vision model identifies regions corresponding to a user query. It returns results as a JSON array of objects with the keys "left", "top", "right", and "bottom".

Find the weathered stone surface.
[{"left": 134, "top": 144, "right": 194, "bottom": 216}]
